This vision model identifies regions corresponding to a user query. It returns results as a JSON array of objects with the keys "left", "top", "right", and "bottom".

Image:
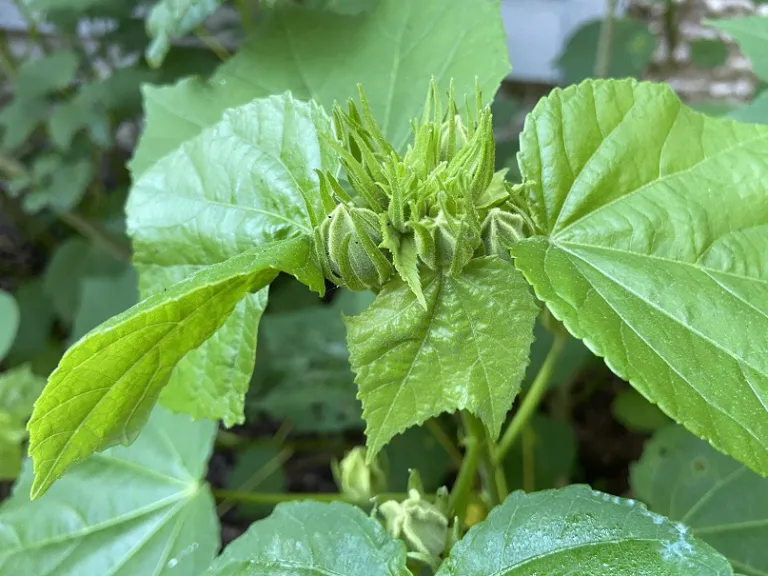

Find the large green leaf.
[
  {"left": 512, "top": 79, "right": 768, "bottom": 475},
  {"left": 346, "top": 257, "right": 539, "bottom": 459},
  {"left": 127, "top": 94, "right": 336, "bottom": 426},
  {"left": 436, "top": 485, "right": 733, "bottom": 575},
  {"left": 27, "top": 236, "right": 323, "bottom": 499},
  {"left": 0, "top": 289, "right": 19, "bottom": 361},
  {"left": 129, "top": 0, "right": 510, "bottom": 175},
  {"left": 709, "top": 17, "right": 768, "bottom": 82},
  {"left": 632, "top": 425, "right": 768, "bottom": 576},
  {"left": 0, "top": 406, "right": 218, "bottom": 576},
  {"left": 145, "top": 0, "right": 224, "bottom": 68},
  {"left": 202, "top": 500, "right": 409, "bottom": 575}
]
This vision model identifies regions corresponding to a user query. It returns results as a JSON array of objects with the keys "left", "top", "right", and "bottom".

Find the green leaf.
[
  {"left": 347, "top": 257, "right": 538, "bottom": 459},
  {"left": 0, "top": 98, "right": 48, "bottom": 150},
  {"left": 632, "top": 425, "right": 768, "bottom": 576},
  {"left": 70, "top": 264, "right": 139, "bottom": 342},
  {"left": 690, "top": 39, "right": 729, "bottom": 69},
  {"left": 558, "top": 19, "right": 657, "bottom": 84},
  {"left": 0, "top": 406, "right": 218, "bottom": 575},
  {"left": 730, "top": 91, "right": 768, "bottom": 124},
  {"left": 127, "top": 94, "right": 337, "bottom": 426},
  {"left": 14, "top": 51, "right": 79, "bottom": 99},
  {"left": 145, "top": 0, "right": 224, "bottom": 68},
  {"left": 130, "top": 0, "right": 510, "bottom": 175},
  {"left": 502, "top": 414, "right": 577, "bottom": 491},
  {"left": 202, "top": 500, "right": 409, "bottom": 575},
  {"left": 27, "top": 235, "right": 323, "bottom": 499},
  {"left": 613, "top": 388, "right": 671, "bottom": 433},
  {"left": 0, "top": 289, "right": 19, "bottom": 362},
  {"left": 6, "top": 280, "right": 55, "bottom": 366},
  {"left": 225, "top": 446, "right": 285, "bottom": 518},
  {"left": 709, "top": 17, "right": 768, "bottom": 81},
  {"left": 512, "top": 79, "right": 768, "bottom": 475},
  {"left": 437, "top": 486, "right": 734, "bottom": 575},
  {"left": 0, "top": 365, "right": 46, "bottom": 480},
  {"left": 249, "top": 291, "right": 366, "bottom": 433}
]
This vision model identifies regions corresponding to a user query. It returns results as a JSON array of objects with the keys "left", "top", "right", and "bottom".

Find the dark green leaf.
[
  {"left": 0, "top": 289, "right": 19, "bottom": 361},
  {"left": 437, "top": 485, "right": 733, "bottom": 575},
  {"left": 27, "top": 236, "right": 323, "bottom": 499},
  {"left": 513, "top": 79, "right": 768, "bottom": 476},
  {"left": 0, "top": 365, "right": 46, "bottom": 480},
  {"left": 202, "top": 500, "right": 409, "bottom": 575},
  {"left": 6, "top": 281, "right": 54, "bottom": 366},
  {"left": 690, "top": 39, "right": 729, "bottom": 69},
  {"left": 225, "top": 446, "right": 285, "bottom": 518},
  {"left": 127, "top": 94, "right": 337, "bottom": 426},
  {"left": 347, "top": 257, "right": 539, "bottom": 459},
  {"left": 0, "top": 98, "right": 48, "bottom": 150},
  {"left": 70, "top": 264, "right": 139, "bottom": 342},
  {"left": 130, "top": 0, "right": 510, "bottom": 175},
  {"left": 0, "top": 406, "right": 218, "bottom": 575},
  {"left": 613, "top": 388, "right": 670, "bottom": 433},
  {"left": 632, "top": 425, "right": 768, "bottom": 576},
  {"left": 384, "top": 424, "right": 452, "bottom": 492},
  {"left": 14, "top": 51, "right": 79, "bottom": 99},
  {"left": 558, "top": 19, "right": 657, "bottom": 84}
]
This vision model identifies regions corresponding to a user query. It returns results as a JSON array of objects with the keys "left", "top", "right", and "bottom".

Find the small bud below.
[
  {"left": 378, "top": 489, "right": 450, "bottom": 560},
  {"left": 332, "top": 447, "right": 386, "bottom": 502}
]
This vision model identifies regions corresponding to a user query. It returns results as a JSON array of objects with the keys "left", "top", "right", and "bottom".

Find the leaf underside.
[{"left": 513, "top": 78, "right": 768, "bottom": 476}]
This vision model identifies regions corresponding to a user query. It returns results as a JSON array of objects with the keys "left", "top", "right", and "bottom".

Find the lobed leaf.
[
  {"left": 202, "top": 500, "right": 409, "bottom": 575},
  {"left": 632, "top": 425, "right": 768, "bottom": 576},
  {"left": 437, "top": 485, "right": 733, "bottom": 575},
  {"left": 513, "top": 79, "right": 768, "bottom": 475},
  {"left": 346, "top": 257, "right": 538, "bottom": 459},
  {"left": 27, "top": 236, "right": 323, "bottom": 499},
  {"left": 127, "top": 94, "right": 336, "bottom": 426},
  {"left": 130, "top": 0, "right": 510, "bottom": 175},
  {"left": 0, "top": 406, "right": 218, "bottom": 576}
]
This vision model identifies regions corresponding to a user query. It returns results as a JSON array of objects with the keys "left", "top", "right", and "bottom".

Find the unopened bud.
[
  {"left": 481, "top": 208, "right": 525, "bottom": 259},
  {"left": 378, "top": 489, "right": 450, "bottom": 559},
  {"left": 332, "top": 447, "right": 386, "bottom": 501}
]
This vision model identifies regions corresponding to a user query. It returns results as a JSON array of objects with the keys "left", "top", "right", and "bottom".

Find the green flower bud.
[
  {"left": 378, "top": 489, "right": 450, "bottom": 560},
  {"left": 481, "top": 207, "right": 525, "bottom": 259},
  {"left": 317, "top": 203, "right": 393, "bottom": 291},
  {"left": 332, "top": 447, "right": 386, "bottom": 502}
]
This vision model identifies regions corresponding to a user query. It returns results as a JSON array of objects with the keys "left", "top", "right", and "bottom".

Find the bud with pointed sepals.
[
  {"left": 316, "top": 202, "right": 393, "bottom": 291},
  {"left": 378, "top": 488, "right": 450, "bottom": 561},
  {"left": 332, "top": 446, "right": 387, "bottom": 502},
  {"left": 481, "top": 207, "right": 525, "bottom": 259}
]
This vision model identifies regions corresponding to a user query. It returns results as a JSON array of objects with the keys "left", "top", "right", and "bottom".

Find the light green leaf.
[
  {"left": 0, "top": 406, "right": 218, "bottom": 576},
  {"left": 709, "top": 17, "right": 768, "bottom": 81},
  {"left": 145, "top": 0, "right": 224, "bottom": 68},
  {"left": 27, "top": 235, "right": 323, "bottom": 499},
  {"left": 127, "top": 94, "right": 337, "bottom": 426},
  {"left": 14, "top": 51, "right": 79, "bottom": 99},
  {"left": 632, "top": 425, "right": 768, "bottom": 576},
  {"left": 202, "top": 500, "right": 409, "bottom": 575},
  {"left": 0, "top": 289, "right": 19, "bottom": 361},
  {"left": 250, "top": 294, "right": 364, "bottom": 433},
  {"left": 512, "top": 79, "right": 768, "bottom": 475},
  {"left": 613, "top": 388, "right": 670, "bottom": 433},
  {"left": 346, "top": 257, "right": 538, "bottom": 459},
  {"left": 558, "top": 19, "right": 657, "bottom": 84},
  {"left": 437, "top": 485, "right": 733, "bottom": 575},
  {"left": 0, "top": 365, "right": 46, "bottom": 480},
  {"left": 23, "top": 158, "right": 93, "bottom": 214},
  {"left": 130, "top": 0, "right": 510, "bottom": 175},
  {"left": 70, "top": 264, "right": 139, "bottom": 342}
]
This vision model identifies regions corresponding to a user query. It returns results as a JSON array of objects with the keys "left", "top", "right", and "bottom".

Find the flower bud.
[
  {"left": 378, "top": 489, "right": 450, "bottom": 560},
  {"left": 481, "top": 208, "right": 525, "bottom": 259},
  {"left": 317, "top": 204, "right": 393, "bottom": 291},
  {"left": 332, "top": 447, "right": 386, "bottom": 502}
]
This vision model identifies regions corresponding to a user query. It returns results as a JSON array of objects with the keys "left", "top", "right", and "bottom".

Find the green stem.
[
  {"left": 449, "top": 412, "right": 482, "bottom": 521},
  {"left": 594, "top": 0, "right": 618, "bottom": 78},
  {"left": 217, "top": 449, "right": 292, "bottom": 515},
  {"left": 211, "top": 490, "right": 418, "bottom": 506},
  {"left": 495, "top": 334, "right": 565, "bottom": 465},
  {"left": 425, "top": 418, "right": 463, "bottom": 468}
]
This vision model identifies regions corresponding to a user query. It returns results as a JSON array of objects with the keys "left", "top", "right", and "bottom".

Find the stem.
[
  {"left": 235, "top": 0, "right": 253, "bottom": 32},
  {"left": 217, "top": 449, "right": 292, "bottom": 515},
  {"left": 425, "top": 418, "right": 463, "bottom": 468},
  {"left": 521, "top": 425, "right": 535, "bottom": 492},
  {"left": 448, "top": 412, "right": 482, "bottom": 521},
  {"left": 57, "top": 211, "right": 131, "bottom": 262},
  {"left": 211, "top": 490, "right": 418, "bottom": 506},
  {"left": 495, "top": 334, "right": 565, "bottom": 464},
  {"left": 594, "top": 0, "right": 618, "bottom": 78},
  {"left": 194, "top": 27, "right": 230, "bottom": 61}
]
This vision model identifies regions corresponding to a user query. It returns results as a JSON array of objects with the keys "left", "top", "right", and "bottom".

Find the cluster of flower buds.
[{"left": 314, "top": 79, "right": 534, "bottom": 305}]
